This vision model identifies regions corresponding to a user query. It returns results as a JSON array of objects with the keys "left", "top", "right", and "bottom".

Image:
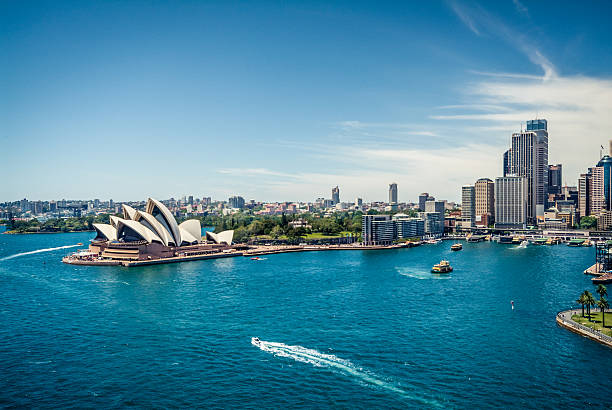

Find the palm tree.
[
  {"left": 577, "top": 293, "right": 586, "bottom": 317},
  {"left": 584, "top": 291, "right": 597, "bottom": 320},
  {"left": 597, "top": 297, "right": 609, "bottom": 328},
  {"left": 596, "top": 284, "right": 608, "bottom": 300}
]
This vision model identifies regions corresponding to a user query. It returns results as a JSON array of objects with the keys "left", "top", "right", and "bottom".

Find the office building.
[
  {"left": 418, "top": 193, "right": 433, "bottom": 211},
  {"left": 389, "top": 183, "right": 398, "bottom": 205},
  {"left": 503, "top": 149, "right": 512, "bottom": 177},
  {"left": 475, "top": 178, "right": 495, "bottom": 226},
  {"left": 590, "top": 166, "right": 606, "bottom": 215},
  {"left": 507, "top": 119, "right": 548, "bottom": 222},
  {"left": 578, "top": 172, "right": 590, "bottom": 218},
  {"left": 461, "top": 185, "right": 475, "bottom": 228},
  {"left": 393, "top": 214, "right": 425, "bottom": 238},
  {"left": 332, "top": 186, "right": 340, "bottom": 205},
  {"left": 495, "top": 176, "right": 527, "bottom": 229},
  {"left": 355, "top": 198, "right": 363, "bottom": 207},
  {"left": 548, "top": 164, "right": 562, "bottom": 195},
  {"left": 597, "top": 154, "right": 612, "bottom": 209},
  {"left": 362, "top": 214, "right": 395, "bottom": 245},
  {"left": 425, "top": 200, "right": 445, "bottom": 234}
]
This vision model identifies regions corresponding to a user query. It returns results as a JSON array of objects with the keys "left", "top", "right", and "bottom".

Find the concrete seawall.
[{"left": 556, "top": 309, "right": 612, "bottom": 349}]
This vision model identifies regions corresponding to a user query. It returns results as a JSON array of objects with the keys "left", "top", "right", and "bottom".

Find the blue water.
[{"left": 0, "top": 233, "right": 611, "bottom": 408}]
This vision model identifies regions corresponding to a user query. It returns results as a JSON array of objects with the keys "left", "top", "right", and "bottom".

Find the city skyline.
[{"left": 3, "top": 1, "right": 612, "bottom": 202}]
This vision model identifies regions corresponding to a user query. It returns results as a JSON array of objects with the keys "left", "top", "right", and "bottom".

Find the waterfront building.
[
  {"left": 475, "top": 178, "right": 495, "bottom": 226},
  {"left": 461, "top": 185, "right": 475, "bottom": 228},
  {"left": 332, "top": 186, "right": 340, "bottom": 205},
  {"left": 418, "top": 193, "right": 433, "bottom": 211},
  {"left": 597, "top": 210, "right": 612, "bottom": 230},
  {"left": 425, "top": 200, "right": 445, "bottom": 234},
  {"left": 362, "top": 214, "right": 395, "bottom": 245},
  {"left": 548, "top": 164, "right": 562, "bottom": 195},
  {"left": 494, "top": 176, "right": 527, "bottom": 229},
  {"left": 392, "top": 213, "right": 424, "bottom": 238},
  {"left": 507, "top": 119, "right": 548, "bottom": 221},
  {"left": 229, "top": 196, "right": 245, "bottom": 209}
]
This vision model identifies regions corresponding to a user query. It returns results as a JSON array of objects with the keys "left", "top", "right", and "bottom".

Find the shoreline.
[
  {"left": 556, "top": 309, "right": 612, "bottom": 349},
  {"left": 3, "top": 230, "right": 95, "bottom": 235}
]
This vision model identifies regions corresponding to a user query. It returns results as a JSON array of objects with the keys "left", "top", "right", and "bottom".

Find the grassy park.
[{"left": 571, "top": 312, "right": 612, "bottom": 337}]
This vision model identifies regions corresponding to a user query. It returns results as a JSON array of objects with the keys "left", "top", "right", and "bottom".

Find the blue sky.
[{"left": 2, "top": 0, "right": 612, "bottom": 203}]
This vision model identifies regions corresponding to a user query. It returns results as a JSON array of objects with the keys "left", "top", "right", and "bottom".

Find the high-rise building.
[
  {"left": 495, "top": 176, "right": 527, "bottom": 228},
  {"left": 578, "top": 173, "right": 590, "bottom": 219},
  {"left": 425, "top": 200, "right": 445, "bottom": 234},
  {"left": 548, "top": 164, "right": 562, "bottom": 195},
  {"left": 589, "top": 167, "right": 606, "bottom": 216},
  {"left": 332, "top": 186, "right": 340, "bottom": 205},
  {"left": 508, "top": 119, "right": 548, "bottom": 221},
  {"left": 418, "top": 193, "right": 433, "bottom": 211},
  {"left": 389, "top": 183, "right": 398, "bottom": 204},
  {"left": 461, "top": 185, "right": 475, "bottom": 228},
  {"left": 503, "top": 149, "right": 512, "bottom": 177},
  {"left": 475, "top": 178, "right": 495, "bottom": 226},
  {"left": 362, "top": 214, "right": 395, "bottom": 245},
  {"left": 597, "top": 154, "right": 612, "bottom": 209},
  {"left": 228, "top": 196, "right": 245, "bottom": 209},
  {"left": 355, "top": 198, "right": 363, "bottom": 206},
  {"left": 392, "top": 214, "right": 425, "bottom": 238}
]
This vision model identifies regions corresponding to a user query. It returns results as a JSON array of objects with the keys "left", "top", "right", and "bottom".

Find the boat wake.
[
  {"left": 0, "top": 244, "right": 80, "bottom": 261},
  {"left": 252, "top": 338, "right": 440, "bottom": 406},
  {"left": 397, "top": 268, "right": 450, "bottom": 280}
]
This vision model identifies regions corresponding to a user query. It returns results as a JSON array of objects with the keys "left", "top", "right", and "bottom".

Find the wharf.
[
  {"left": 63, "top": 251, "right": 243, "bottom": 267},
  {"left": 243, "top": 243, "right": 411, "bottom": 257}
]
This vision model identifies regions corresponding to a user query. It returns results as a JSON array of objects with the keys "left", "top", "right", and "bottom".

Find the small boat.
[
  {"left": 251, "top": 337, "right": 262, "bottom": 346},
  {"left": 432, "top": 260, "right": 453, "bottom": 274},
  {"left": 582, "top": 240, "right": 593, "bottom": 247},
  {"left": 250, "top": 257, "right": 261, "bottom": 260},
  {"left": 451, "top": 243, "right": 462, "bottom": 251},
  {"left": 77, "top": 243, "right": 83, "bottom": 246}
]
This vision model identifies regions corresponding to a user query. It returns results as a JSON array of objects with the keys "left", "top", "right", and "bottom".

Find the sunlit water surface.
[{"left": 0, "top": 231, "right": 610, "bottom": 408}]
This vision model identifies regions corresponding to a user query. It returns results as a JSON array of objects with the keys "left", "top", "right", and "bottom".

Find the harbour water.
[{"left": 1, "top": 232, "right": 611, "bottom": 408}]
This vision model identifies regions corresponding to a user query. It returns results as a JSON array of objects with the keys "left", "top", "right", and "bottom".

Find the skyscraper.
[
  {"left": 503, "top": 149, "right": 512, "bottom": 177},
  {"left": 332, "top": 186, "right": 340, "bottom": 205},
  {"left": 526, "top": 119, "right": 549, "bottom": 217},
  {"left": 418, "top": 193, "right": 433, "bottom": 211},
  {"left": 389, "top": 183, "right": 398, "bottom": 204},
  {"left": 461, "top": 185, "right": 475, "bottom": 228},
  {"left": 578, "top": 172, "right": 590, "bottom": 219},
  {"left": 589, "top": 167, "right": 606, "bottom": 216},
  {"left": 548, "top": 164, "right": 562, "bottom": 195},
  {"left": 495, "top": 176, "right": 527, "bottom": 229},
  {"left": 508, "top": 121, "right": 548, "bottom": 222},
  {"left": 597, "top": 154, "right": 612, "bottom": 209},
  {"left": 475, "top": 178, "right": 495, "bottom": 225},
  {"left": 425, "top": 200, "right": 445, "bottom": 234}
]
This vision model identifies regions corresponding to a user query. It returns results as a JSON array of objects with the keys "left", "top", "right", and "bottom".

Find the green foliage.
[
  {"left": 579, "top": 216, "right": 597, "bottom": 230},
  {"left": 7, "top": 214, "right": 112, "bottom": 233}
]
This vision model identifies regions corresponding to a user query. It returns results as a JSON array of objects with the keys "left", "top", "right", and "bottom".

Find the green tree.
[
  {"left": 579, "top": 216, "right": 597, "bottom": 230},
  {"left": 584, "top": 291, "right": 597, "bottom": 320},
  {"left": 596, "top": 297, "right": 609, "bottom": 327},
  {"left": 233, "top": 226, "right": 249, "bottom": 243},
  {"left": 577, "top": 293, "right": 586, "bottom": 317},
  {"left": 270, "top": 225, "right": 283, "bottom": 239}
]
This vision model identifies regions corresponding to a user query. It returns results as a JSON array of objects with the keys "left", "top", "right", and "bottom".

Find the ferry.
[
  {"left": 450, "top": 243, "right": 463, "bottom": 251},
  {"left": 568, "top": 238, "right": 586, "bottom": 247},
  {"left": 582, "top": 239, "right": 593, "bottom": 247},
  {"left": 431, "top": 260, "right": 453, "bottom": 274}
]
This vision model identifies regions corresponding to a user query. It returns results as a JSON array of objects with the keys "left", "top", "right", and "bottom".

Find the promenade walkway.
[{"left": 556, "top": 309, "right": 612, "bottom": 349}]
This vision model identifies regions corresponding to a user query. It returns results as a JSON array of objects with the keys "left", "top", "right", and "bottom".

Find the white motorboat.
[{"left": 251, "top": 337, "right": 262, "bottom": 347}]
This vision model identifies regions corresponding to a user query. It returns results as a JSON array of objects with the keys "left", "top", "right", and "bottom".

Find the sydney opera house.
[{"left": 65, "top": 198, "right": 236, "bottom": 266}]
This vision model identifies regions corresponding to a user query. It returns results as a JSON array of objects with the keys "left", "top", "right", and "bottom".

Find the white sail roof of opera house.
[
  {"left": 93, "top": 198, "right": 203, "bottom": 246},
  {"left": 206, "top": 230, "right": 234, "bottom": 245}
]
